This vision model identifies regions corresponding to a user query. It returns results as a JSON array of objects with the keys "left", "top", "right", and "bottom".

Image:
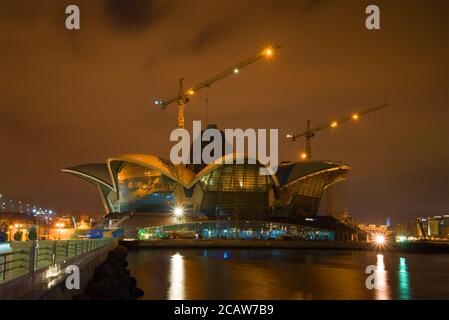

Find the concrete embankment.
[{"left": 121, "top": 239, "right": 449, "bottom": 254}]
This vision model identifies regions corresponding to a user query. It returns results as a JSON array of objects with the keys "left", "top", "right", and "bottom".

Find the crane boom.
[
  {"left": 154, "top": 45, "right": 281, "bottom": 128},
  {"left": 290, "top": 103, "right": 389, "bottom": 138},
  {"left": 286, "top": 103, "right": 389, "bottom": 160}
]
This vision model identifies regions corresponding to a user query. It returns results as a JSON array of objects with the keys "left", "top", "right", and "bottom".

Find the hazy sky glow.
[{"left": 0, "top": 0, "right": 447, "bottom": 223}]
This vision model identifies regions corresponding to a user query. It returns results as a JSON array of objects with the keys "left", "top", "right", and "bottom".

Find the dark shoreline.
[
  {"left": 74, "top": 245, "right": 144, "bottom": 300},
  {"left": 121, "top": 239, "right": 449, "bottom": 254}
]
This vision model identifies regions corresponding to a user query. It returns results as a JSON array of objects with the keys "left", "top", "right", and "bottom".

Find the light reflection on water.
[
  {"left": 168, "top": 253, "right": 185, "bottom": 300},
  {"left": 398, "top": 257, "right": 411, "bottom": 300},
  {"left": 375, "top": 254, "right": 390, "bottom": 300},
  {"left": 126, "top": 249, "right": 449, "bottom": 300}
]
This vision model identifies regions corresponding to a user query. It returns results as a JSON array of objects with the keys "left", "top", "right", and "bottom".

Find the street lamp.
[{"left": 56, "top": 223, "right": 65, "bottom": 240}]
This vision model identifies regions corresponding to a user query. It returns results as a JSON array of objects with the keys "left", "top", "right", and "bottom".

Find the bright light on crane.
[
  {"left": 154, "top": 45, "right": 281, "bottom": 129},
  {"left": 286, "top": 103, "right": 389, "bottom": 160}
]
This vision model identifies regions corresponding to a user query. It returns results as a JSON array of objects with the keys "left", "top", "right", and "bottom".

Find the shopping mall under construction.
[{"left": 62, "top": 129, "right": 363, "bottom": 241}]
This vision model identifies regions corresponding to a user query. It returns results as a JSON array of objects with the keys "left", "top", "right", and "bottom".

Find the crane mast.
[
  {"left": 286, "top": 103, "right": 389, "bottom": 160},
  {"left": 154, "top": 45, "right": 281, "bottom": 129}
]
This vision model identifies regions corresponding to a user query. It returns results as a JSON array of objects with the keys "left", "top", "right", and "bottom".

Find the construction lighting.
[
  {"left": 155, "top": 45, "right": 281, "bottom": 129},
  {"left": 174, "top": 207, "right": 184, "bottom": 218},
  {"left": 264, "top": 48, "right": 273, "bottom": 56},
  {"left": 286, "top": 134, "right": 293, "bottom": 139},
  {"left": 300, "top": 152, "right": 308, "bottom": 160},
  {"left": 330, "top": 121, "right": 338, "bottom": 128},
  {"left": 352, "top": 113, "right": 359, "bottom": 120}
]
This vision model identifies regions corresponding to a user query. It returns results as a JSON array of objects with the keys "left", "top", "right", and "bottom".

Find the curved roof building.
[
  {"left": 63, "top": 154, "right": 349, "bottom": 220},
  {"left": 275, "top": 161, "right": 350, "bottom": 217}
]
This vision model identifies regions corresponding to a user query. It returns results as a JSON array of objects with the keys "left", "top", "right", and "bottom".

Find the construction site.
[{"left": 62, "top": 45, "right": 389, "bottom": 242}]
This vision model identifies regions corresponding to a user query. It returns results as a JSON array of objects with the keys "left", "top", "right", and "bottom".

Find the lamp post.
[{"left": 56, "top": 223, "right": 64, "bottom": 240}]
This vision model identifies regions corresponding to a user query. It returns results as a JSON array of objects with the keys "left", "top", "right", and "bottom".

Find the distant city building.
[
  {"left": 394, "top": 224, "right": 410, "bottom": 237},
  {"left": 357, "top": 223, "right": 388, "bottom": 241},
  {"left": 427, "top": 218, "right": 439, "bottom": 237},
  {"left": 413, "top": 215, "right": 449, "bottom": 238}
]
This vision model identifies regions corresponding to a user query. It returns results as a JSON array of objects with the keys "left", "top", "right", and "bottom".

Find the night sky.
[{"left": 0, "top": 0, "right": 447, "bottom": 224}]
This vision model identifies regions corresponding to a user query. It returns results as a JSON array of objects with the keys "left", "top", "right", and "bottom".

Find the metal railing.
[{"left": 0, "top": 239, "right": 112, "bottom": 284}]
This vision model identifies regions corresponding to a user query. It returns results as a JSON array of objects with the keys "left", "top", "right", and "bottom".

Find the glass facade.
[
  {"left": 197, "top": 163, "right": 273, "bottom": 219},
  {"left": 285, "top": 169, "right": 347, "bottom": 217},
  {"left": 65, "top": 157, "right": 349, "bottom": 218},
  {"left": 200, "top": 163, "right": 270, "bottom": 192},
  {"left": 138, "top": 220, "right": 334, "bottom": 241},
  {"left": 115, "top": 162, "right": 176, "bottom": 212}
]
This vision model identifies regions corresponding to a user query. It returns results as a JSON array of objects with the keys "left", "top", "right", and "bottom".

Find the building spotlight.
[
  {"left": 174, "top": 207, "right": 184, "bottom": 218},
  {"left": 375, "top": 234, "right": 386, "bottom": 245},
  {"left": 352, "top": 113, "right": 359, "bottom": 120},
  {"left": 300, "top": 152, "right": 308, "bottom": 160},
  {"left": 330, "top": 121, "right": 338, "bottom": 128},
  {"left": 234, "top": 68, "right": 239, "bottom": 74}
]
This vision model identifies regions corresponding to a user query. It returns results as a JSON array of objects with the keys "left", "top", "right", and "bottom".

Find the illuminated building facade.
[
  {"left": 63, "top": 154, "right": 349, "bottom": 220},
  {"left": 63, "top": 151, "right": 354, "bottom": 239},
  {"left": 414, "top": 215, "right": 449, "bottom": 238},
  {"left": 138, "top": 221, "right": 335, "bottom": 241}
]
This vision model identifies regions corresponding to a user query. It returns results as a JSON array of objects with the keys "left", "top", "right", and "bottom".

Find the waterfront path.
[{"left": 0, "top": 239, "right": 117, "bottom": 299}]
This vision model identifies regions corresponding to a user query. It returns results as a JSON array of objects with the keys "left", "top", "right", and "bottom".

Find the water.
[{"left": 126, "top": 249, "right": 449, "bottom": 300}]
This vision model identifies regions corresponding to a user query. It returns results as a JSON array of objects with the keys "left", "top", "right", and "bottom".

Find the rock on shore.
[{"left": 74, "top": 245, "right": 144, "bottom": 300}]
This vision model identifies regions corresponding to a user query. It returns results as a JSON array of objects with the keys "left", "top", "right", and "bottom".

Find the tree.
[
  {"left": 28, "top": 225, "right": 37, "bottom": 241},
  {"left": 0, "top": 223, "right": 8, "bottom": 242},
  {"left": 14, "top": 230, "right": 23, "bottom": 242}
]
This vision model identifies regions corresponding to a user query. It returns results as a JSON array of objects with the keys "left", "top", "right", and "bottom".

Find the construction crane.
[
  {"left": 154, "top": 45, "right": 281, "bottom": 129},
  {"left": 286, "top": 103, "right": 389, "bottom": 160}
]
